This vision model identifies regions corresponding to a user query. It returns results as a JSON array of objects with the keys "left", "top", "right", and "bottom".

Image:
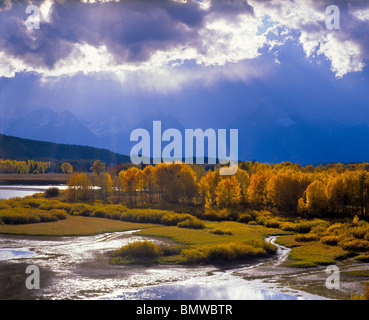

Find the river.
[
  {"left": 0, "top": 185, "right": 68, "bottom": 200},
  {"left": 0, "top": 231, "right": 329, "bottom": 300},
  {"left": 0, "top": 184, "right": 330, "bottom": 300}
]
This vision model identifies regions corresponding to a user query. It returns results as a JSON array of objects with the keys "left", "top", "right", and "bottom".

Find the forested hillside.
[{"left": 0, "top": 134, "right": 130, "bottom": 168}]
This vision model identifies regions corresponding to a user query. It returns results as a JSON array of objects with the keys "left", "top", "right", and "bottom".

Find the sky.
[{"left": 1, "top": 0, "right": 369, "bottom": 163}]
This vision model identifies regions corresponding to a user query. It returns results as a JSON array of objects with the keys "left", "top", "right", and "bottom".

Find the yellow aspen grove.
[
  {"left": 67, "top": 173, "right": 93, "bottom": 202},
  {"left": 215, "top": 175, "right": 242, "bottom": 209},
  {"left": 61, "top": 162, "right": 73, "bottom": 174}
]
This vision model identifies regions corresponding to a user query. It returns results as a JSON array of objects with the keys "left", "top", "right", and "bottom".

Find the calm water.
[{"left": 0, "top": 185, "right": 68, "bottom": 199}]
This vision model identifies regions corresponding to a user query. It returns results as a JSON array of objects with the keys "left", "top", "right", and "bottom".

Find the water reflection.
[
  {"left": 0, "top": 232, "right": 324, "bottom": 300},
  {"left": 0, "top": 185, "right": 68, "bottom": 199},
  {"left": 107, "top": 279, "right": 299, "bottom": 300},
  {"left": 0, "top": 249, "right": 35, "bottom": 261}
]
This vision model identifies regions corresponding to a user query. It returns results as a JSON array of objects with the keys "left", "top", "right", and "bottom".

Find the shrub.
[
  {"left": 295, "top": 233, "right": 320, "bottom": 242},
  {"left": 354, "top": 254, "right": 369, "bottom": 262},
  {"left": 70, "top": 204, "right": 93, "bottom": 216},
  {"left": 177, "top": 217, "right": 205, "bottom": 229},
  {"left": 340, "top": 239, "right": 369, "bottom": 252},
  {"left": 353, "top": 227, "right": 369, "bottom": 239},
  {"left": 0, "top": 207, "right": 68, "bottom": 225},
  {"left": 255, "top": 211, "right": 273, "bottom": 225},
  {"left": 237, "top": 213, "right": 253, "bottom": 224},
  {"left": 44, "top": 187, "right": 60, "bottom": 198},
  {"left": 112, "top": 240, "right": 162, "bottom": 259},
  {"left": 0, "top": 202, "right": 9, "bottom": 210},
  {"left": 280, "top": 222, "right": 297, "bottom": 231},
  {"left": 181, "top": 248, "right": 205, "bottom": 264},
  {"left": 22, "top": 198, "right": 41, "bottom": 208},
  {"left": 161, "top": 213, "right": 192, "bottom": 226},
  {"left": 326, "top": 223, "right": 346, "bottom": 235},
  {"left": 205, "top": 244, "right": 237, "bottom": 260},
  {"left": 295, "top": 220, "right": 316, "bottom": 234},
  {"left": 197, "top": 209, "right": 223, "bottom": 221},
  {"left": 210, "top": 229, "right": 233, "bottom": 235},
  {"left": 111, "top": 212, "right": 122, "bottom": 220},
  {"left": 49, "top": 209, "right": 68, "bottom": 220},
  {"left": 182, "top": 240, "right": 276, "bottom": 264},
  {"left": 161, "top": 245, "right": 182, "bottom": 256},
  {"left": 0, "top": 209, "right": 41, "bottom": 224},
  {"left": 321, "top": 236, "right": 339, "bottom": 246},
  {"left": 80, "top": 207, "right": 92, "bottom": 217},
  {"left": 93, "top": 209, "right": 107, "bottom": 218},
  {"left": 0, "top": 214, "right": 38, "bottom": 224},
  {"left": 263, "top": 218, "right": 281, "bottom": 228},
  {"left": 37, "top": 212, "right": 59, "bottom": 222}
]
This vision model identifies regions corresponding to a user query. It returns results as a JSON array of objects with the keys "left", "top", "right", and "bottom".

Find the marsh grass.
[
  {"left": 181, "top": 239, "right": 277, "bottom": 264},
  {"left": 111, "top": 240, "right": 184, "bottom": 264},
  {"left": 136, "top": 221, "right": 282, "bottom": 264},
  {"left": 0, "top": 215, "right": 154, "bottom": 236},
  {"left": 277, "top": 234, "right": 350, "bottom": 267},
  {"left": 2, "top": 196, "right": 369, "bottom": 267},
  {"left": 210, "top": 228, "right": 233, "bottom": 235},
  {"left": 112, "top": 240, "right": 162, "bottom": 259}
]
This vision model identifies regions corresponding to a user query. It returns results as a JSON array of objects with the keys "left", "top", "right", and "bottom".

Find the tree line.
[
  {"left": 67, "top": 160, "right": 369, "bottom": 219},
  {"left": 0, "top": 159, "right": 119, "bottom": 174},
  {"left": 0, "top": 159, "right": 52, "bottom": 174}
]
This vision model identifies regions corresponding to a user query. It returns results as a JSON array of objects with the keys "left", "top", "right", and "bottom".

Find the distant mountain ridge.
[
  {"left": 2, "top": 107, "right": 369, "bottom": 165},
  {"left": 4, "top": 108, "right": 97, "bottom": 147},
  {"left": 0, "top": 133, "right": 130, "bottom": 165}
]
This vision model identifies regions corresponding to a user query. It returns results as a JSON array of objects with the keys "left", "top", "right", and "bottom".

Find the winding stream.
[{"left": 0, "top": 231, "right": 328, "bottom": 300}]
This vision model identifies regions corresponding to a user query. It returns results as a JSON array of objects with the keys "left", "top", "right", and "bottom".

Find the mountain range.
[{"left": 1, "top": 107, "right": 369, "bottom": 165}]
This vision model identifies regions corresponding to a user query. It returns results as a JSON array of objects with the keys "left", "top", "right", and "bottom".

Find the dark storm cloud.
[
  {"left": 0, "top": 0, "right": 212, "bottom": 68},
  {"left": 208, "top": 0, "right": 254, "bottom": 16},
  {"left": 1, "top": 0, "right": 369, "bottom": 72}
]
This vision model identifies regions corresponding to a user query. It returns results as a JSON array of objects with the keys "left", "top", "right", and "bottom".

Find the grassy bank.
[
  {"left": 276, "top": 234, "right": 350, "bottom": 267},
  {"left": 0, "top": 173, "right": 71, "bottom": 185},
  {"left": 0, "top": 195, "right": 369, "bottom": 268},
  {"left": 116, "top": 221, "right": 283, "bottom": 264},
  {"left": 0, "top": 215, "right": 155, "bottom": 236}
]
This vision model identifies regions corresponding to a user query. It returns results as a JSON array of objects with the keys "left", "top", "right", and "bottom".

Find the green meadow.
[{"left": 1, "top": 194, "right": 369, "bottom": 269}]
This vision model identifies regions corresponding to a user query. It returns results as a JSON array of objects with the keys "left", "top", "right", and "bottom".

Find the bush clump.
[
  {"left": 44, "top": 187, "right": 60, "bottom": 198},
  {"left": 182, "top": 239, "right": 277, "bottom": 264},
  {"left": 177, "top": 217, "right": 205, "bottom": 229},
  {"left": 295, "top": 233, "right": 320, "bottom": 242},
  {"left": 280, "top": 221, "right": 297, "bottom": 231},
  {"left": 321, "top": 235, "right": 339, "bottom": 246},
  {"left": 210, "top": 228, "right": 233, "bottom": 235},
  {"left": 0, "top": 208, "right": 68, "bottom": 225},
  {"left": 340, "top": 239, "right": 369, "bottom": 252},
  {"left": 112, "top": 240, "right": 162, "bottom": 259},
  {"left": 354, "top": 254, "right": 369, "bottom": 262},
  {"left": 93, "top": 209, "right": 107, "bottom": 218},
  {"left": 295, "top": 219, "right": 328, "bottom": 234}
]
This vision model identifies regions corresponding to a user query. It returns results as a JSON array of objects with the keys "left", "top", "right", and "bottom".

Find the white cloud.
[
  {"left": 354, "top": 9, "right": 369, "bottom": 22},
  {"left": 317, "top": 34, "right": 364, "bottom": 78},
  {"left": 253, "top": 0, "right": 366, "bottom": 79},
  {"left": 39, "top": 0, "right": 54, "bottom": 23}
]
